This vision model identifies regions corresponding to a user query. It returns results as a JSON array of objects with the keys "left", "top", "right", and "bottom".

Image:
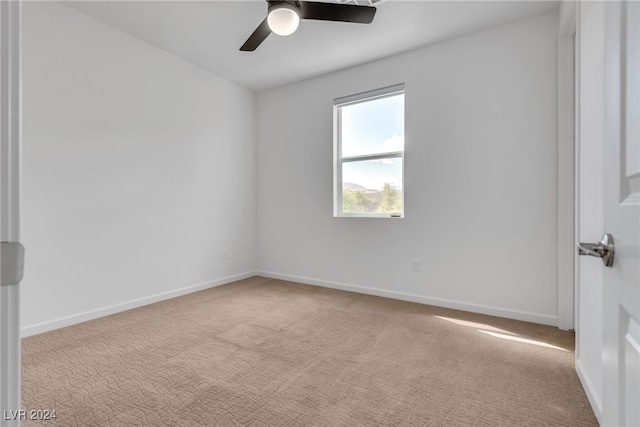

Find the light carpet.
[{"left": 21, "top": 276, "right": 598, "bottom": 426}]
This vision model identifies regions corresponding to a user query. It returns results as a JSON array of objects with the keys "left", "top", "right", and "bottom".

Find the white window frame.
[{"left": 333, "top": 83, "right": 405, "bottom": 218}]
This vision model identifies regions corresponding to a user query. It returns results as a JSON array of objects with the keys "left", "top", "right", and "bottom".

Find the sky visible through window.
[{"left": 341, "top": 94, "right": 404, "bottom": 191}]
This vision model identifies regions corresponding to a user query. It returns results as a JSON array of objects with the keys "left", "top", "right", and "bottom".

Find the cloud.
[{"left": 383, "top": 133, "right": 404, "bottom": 149}]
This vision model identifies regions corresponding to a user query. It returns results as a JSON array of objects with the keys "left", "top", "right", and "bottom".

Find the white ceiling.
[{"left": 63, "top": 0, "right": 560, "bottom": 91}]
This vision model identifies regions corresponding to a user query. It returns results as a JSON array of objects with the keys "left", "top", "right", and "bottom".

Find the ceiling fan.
[{"left": 240, "top": 1, "right": 377, "bottom": 51}]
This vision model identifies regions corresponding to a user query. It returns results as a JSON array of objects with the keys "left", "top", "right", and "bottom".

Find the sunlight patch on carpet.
[{"left": 478, "top": 330, "right": 569, "bottom": 352}]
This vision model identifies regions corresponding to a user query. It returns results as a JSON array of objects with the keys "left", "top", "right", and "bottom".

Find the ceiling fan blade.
[
  {"left": 299, "top": 2, "right": 376, "bottom": 24},
  {"left": 240, "top": 18, "right": 272, "bottom": 51}
]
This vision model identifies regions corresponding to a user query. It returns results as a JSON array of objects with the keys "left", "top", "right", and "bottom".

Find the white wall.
[
  {"left": 256, "top": 11, "right": 560, "bottom": 325},
  {"left": 21, "top": 2, "right": 256, "bottom": 335},
  {"left": 20, "top": 4, "right": 561, "bottom": 334}
]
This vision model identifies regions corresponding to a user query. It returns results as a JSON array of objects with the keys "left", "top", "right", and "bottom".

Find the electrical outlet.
[
  {"left": 411, "top": 259, "right": 421, "bottom": 272},
  {"left": 221, "top": 249, "right": 228, "bottom": 261}
]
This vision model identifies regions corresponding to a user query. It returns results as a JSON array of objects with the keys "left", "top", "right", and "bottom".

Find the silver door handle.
[{"left": 577, "top": 233, "right": 614, "bottom": 267}]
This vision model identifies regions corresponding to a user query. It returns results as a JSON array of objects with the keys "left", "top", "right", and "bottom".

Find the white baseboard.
[
  {"left": 576, "top": 358, "right": 603, "bottom": 425},
  {"left": 256, "top": 271, "right": 559, "bottom": 327},
  {"left": 21, "top": 271, "right": 257, "bottom": 338},
  {"left": 22, "top": 270, "right": 560, "bottom": 337}
]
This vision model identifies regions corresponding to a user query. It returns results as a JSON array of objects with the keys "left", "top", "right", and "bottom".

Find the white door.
[
  {"left": 601, "top": 1, "right": 640, "bottom": 426},
  {"left": 0, "top": 2, "right": 22, "bottom": 426}
]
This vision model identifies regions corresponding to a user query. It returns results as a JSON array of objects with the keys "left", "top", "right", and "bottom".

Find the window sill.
[{"left": 334, "top": 214, "right": 404, "bottom": 219}]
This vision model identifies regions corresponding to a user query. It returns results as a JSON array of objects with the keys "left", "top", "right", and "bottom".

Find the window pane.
[
  {"left": 341, "top": 94, "right": 404, "bottom": 158},
  {"left": 342, "top": 158, "right": 403, "bottom": 214}
]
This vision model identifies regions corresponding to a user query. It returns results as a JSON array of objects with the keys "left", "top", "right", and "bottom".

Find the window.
[{"left": 334, "top": 84, "right": 405, "bottom": 218}]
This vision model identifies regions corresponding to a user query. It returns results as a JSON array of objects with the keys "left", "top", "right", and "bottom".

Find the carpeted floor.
[{"left": 21, "top": 277, "right": 598, "bottom": 426}]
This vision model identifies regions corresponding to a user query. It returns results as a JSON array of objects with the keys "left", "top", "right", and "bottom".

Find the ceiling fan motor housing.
[{"left": 267, "top": 1, "right": 301, "bottom": 9}]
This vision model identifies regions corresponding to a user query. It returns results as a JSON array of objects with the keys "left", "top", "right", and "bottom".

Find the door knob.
[{"left": 577, "top": 233, "right": 614, "bottom": 267}]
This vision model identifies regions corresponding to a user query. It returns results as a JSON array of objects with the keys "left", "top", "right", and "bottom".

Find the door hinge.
[{"left": 1, "top": 242, "right": 25, "bottom": 286}]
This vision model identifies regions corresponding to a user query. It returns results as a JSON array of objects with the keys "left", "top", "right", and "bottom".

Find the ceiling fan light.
[{"left": 267, "top": 3, "right": 300, "bottom": 36}]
